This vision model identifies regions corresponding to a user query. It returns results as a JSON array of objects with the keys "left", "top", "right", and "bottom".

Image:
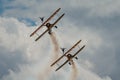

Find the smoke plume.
[
  {"left": 69, "top": 61, "right": 78, "bottom": 80},
  {"left": 38, "top": 32, "right": 60, "bottom": 80},
  {"left": 50, "top": 32, "right": 60, "bottom": 60}
]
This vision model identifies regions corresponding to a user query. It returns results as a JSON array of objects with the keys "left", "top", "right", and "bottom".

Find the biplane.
[
  {"left": 51, "top": 40, "right": 85, "bottom": 71},
  {"left": 30, "top": 8, "right": 65, "bottom": 41}
]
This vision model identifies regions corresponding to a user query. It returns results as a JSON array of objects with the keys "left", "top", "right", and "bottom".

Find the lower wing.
[{"left": 55, "top": 60, "right": 69, "bottom": 71}]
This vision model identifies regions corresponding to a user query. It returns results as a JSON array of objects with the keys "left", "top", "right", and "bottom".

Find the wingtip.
[
  {"left": 78, "top": 40, "right": 82, "bottom": 43},
  {"left": 30, "top": 35, "right": 32, "bottom": 37},
  {"left": 57, "top": 8, "right": 61, "bottom": 11},
  {"left": 35, "top": 39, "right": 37, "bottom": 41},
  {"left": 50, "top": 64, "right": 53, "bottom": 67},
  {"left": 59, "top": 8, "right": 61, "bottom": 10},
  {"left": 81, "top": 45, "right": 86, "bottom": 49},
  {"left": 55, "top": 69, "right": 58, "bottom": 71},
  {"left": 83, "top": 45, "right": 86, "bottom": 47}
]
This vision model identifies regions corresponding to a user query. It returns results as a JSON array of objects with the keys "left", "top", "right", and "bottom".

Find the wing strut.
[
  {"left": 73, "top": 45, "right": 85, "bottom": 57},
  {"left": 55, "top": 60, "right": 69, "bottom": 71},
  {"left": 35, "top": 29, "right": 49, "bottom": 41}
]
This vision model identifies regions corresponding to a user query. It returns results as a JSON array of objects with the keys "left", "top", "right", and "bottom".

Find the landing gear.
[
  {"left": 48, "top": 31, "right": 51, "bottom": 34},
  {"left": 48, "top": 29, "right": 52, "bottom": 35},
  {"left": 69, "top": 62, "right": 71, "bottom": 65},
  {"left": 54, "top": 26, "right": 57, "bottom": 28}
]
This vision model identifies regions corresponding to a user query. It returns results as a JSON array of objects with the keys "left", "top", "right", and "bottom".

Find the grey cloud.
[
  {"left": 109, "top": 45, "right": 120, "bottom": 80},
  {"left": 0, "top": 0, "right": 120, "bottom": 80},
  {"left": 0, "top": 17, "right": 113, "bottom": 80},
  {"left": 1, "top": 0, "right": 120, "bottom": 19},
  {"left": 60, "top": 9, "right": 120, "bottom": 80},
  {"left": 0, "top": 46, "right": 27, "bottom": 78}
]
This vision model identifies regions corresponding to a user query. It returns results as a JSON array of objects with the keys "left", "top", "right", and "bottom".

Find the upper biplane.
[
  {"left": 51, "top": 40, "right": 85, "bottom": 71},
  {"left": 30, "top": 8, "right": 65, "bottom": 41}
]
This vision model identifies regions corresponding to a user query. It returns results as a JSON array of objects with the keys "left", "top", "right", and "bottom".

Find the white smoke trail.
[
  {"left": 50, "top": 32, "right": 60, "bottom": 60},
  {"left": 69, "top": 61, "right": 78, "bottom": 80},
  {"left": 38, "top": 32, "right": 60, "bottom": 80}
]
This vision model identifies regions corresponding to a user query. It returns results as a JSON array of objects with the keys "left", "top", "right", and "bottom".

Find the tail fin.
[
  {"left": 61, "top": 48, "right": 66, "bottom": 54},
  {"left": 39, "top": 17, "right": 44, "bottom": 23}
]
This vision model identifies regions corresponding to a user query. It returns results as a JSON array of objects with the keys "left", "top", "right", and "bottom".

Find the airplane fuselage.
[
  {"left": 46, "top": 23, "right": 52, "bottom": 34},
  {"left": 46, "top": 23, "right": 51, "bottom": 28},
  {"left": 66, "top": 54, "right": 78, "bottom": 65},
  {"left": 66, "top": 54, "right": 73, "bottom": 60},
  {"left": 66, "top": 54, "right": 74, "bottom": 65}
]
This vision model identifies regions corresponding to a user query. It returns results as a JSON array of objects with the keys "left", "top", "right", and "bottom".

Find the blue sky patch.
[
  {"left": 0, "top": 0, "right": 4, "bottom": 15},
  {"left": 19, "top": 18, "right": 36, "bottom": 26}
]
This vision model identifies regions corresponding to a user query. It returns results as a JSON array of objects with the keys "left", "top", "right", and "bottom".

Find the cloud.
[
  {"left": 0, "top": 16, "right": 50, "bottom": 79},
  {"left": 54, "top": 18, "right": 119, "bottom": 80},
  {"left": 69, "top": 0, "right": 120, "bottom": 17},
  {"left": 1, "top": 0, "right": 120, "bottom": 20},
  {"left": 0, "top": 16, "right": 113, "bottom": 80},
  {"left": 0, "top": 1, "right": 120, "bottom": 79},
  {"left": 77, "top": 64, "right": 112, "bottom": 80}
]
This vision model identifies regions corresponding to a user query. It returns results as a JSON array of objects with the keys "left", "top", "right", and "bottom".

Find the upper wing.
[
  {"left": 73, "top": 45, "right": 85, "bottom": 58},
  {"left": 55, "top": 60, "right": 69, "bottom": 71},
  {"left": 51, "top": 13, "right": 65, "bottom": 28},
  {"left": 51, "top": 40, "right": 81, "bottom": 66},
  {"left": 30, "top": 8, "right": 61, "bottom": 37},
  {"left": 35, "top": 13, "right": 65, "bottom": 41}
]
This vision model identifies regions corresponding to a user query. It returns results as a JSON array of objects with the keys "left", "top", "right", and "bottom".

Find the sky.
[{"left": 0, "top": 0, "right": 120, "bottom": 80}]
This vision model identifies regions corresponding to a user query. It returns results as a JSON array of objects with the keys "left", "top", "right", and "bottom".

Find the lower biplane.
[
  {"left": 51, "top": 40, "right": 85, "bottom": 71},
  {"left": 30, "top": 8, "right": 65, "bottom": 41}
]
